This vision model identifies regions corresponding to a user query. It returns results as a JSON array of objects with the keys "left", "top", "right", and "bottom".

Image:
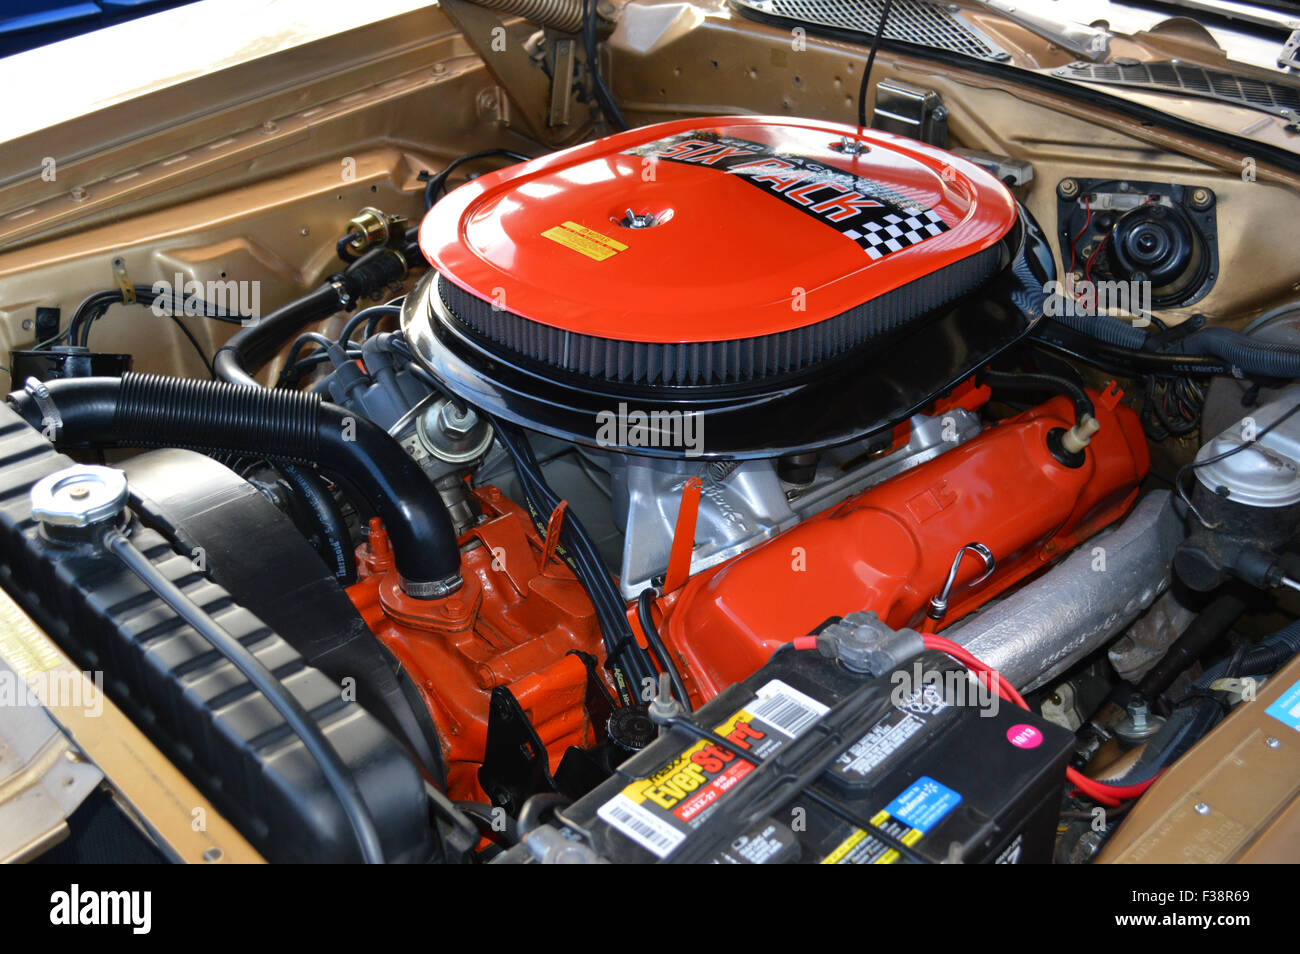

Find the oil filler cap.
[{"left": 30, "top": 464, "right": 129, "bottom": 529}]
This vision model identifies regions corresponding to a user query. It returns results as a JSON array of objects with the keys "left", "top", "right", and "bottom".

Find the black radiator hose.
[{"left": 8, "top": 373, "right": 461, "bottom": 598}]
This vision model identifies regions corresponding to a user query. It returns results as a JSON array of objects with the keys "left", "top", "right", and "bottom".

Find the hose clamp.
[
  {"left": 399, "top": 572, "right": 463, "bottom": 601},
  {"left": 24, "top": 377, "right": 62, "bottom": 443},
  {"left": 331, "top": 279, "right": 355, "bottom": 312}
]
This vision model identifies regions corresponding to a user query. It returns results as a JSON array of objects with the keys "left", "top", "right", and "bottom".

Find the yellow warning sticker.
[
  {"left": 821, "top": 828, "right": 870, "bottom": 865},
  {"left": 541, "top": 221, "right": 628, "bottom": 261},
  {"left": 0, "top": 593, "right": 64, "bottom": 679},
  {"left": 820, "top": 810, "right": 925, "bottom": 865}
]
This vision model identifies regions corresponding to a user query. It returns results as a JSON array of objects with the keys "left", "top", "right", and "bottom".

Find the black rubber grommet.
[{"left": 1047, "top": 427, "right": 1086, "bottom": 468}]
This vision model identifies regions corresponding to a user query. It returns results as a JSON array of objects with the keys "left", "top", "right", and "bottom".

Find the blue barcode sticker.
[{"left": 884, "top": 776, "right": 962, "bottom": 834}]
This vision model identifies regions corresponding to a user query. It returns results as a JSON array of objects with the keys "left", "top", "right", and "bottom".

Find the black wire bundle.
[
  {"left": 49, "top": 284, "right": 249, "bottom": 379},
  {"left": 637, "top": 589, "right": 691, "bottom": 711},
  {"left": 381, "top": 334, "right": 468, "bottom": 412},
  {"left": 1141, "top": 375, "right": 1205, "bottom": 441},
  {"left": 488, "top": 417, "right": 654, "bottom": 705},
  {"left": 275, "top": 303, "right": 401, "bottom": 389},
  {"left": 422, "top": 149, "right": 531, "bottom": 210},
  {"left": 584, "top": 0, "right": 628, "bottom": 131},
  {"left": 67, "top": 284, "right": 246, "bottom": 346},
  {"left": 339, "top": 303, "right": 400, "bottom": 347}
]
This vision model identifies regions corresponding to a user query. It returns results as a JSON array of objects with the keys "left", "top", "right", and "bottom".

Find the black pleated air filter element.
[{"left": 436, "top": 243, "right": 1003, "bottom": 388}]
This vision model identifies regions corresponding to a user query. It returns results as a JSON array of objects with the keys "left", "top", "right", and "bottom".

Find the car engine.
[{"left": 1, "top": 0, "right": 1299, "bottom": 869}]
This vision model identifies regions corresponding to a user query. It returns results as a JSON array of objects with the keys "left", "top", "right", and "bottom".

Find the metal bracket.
[
  {"left": 540, "top": 499, "right": 568, "bottom": 572},
  {"left": 872, "top": 80, "right": 948, "bottom": 147},
  {"left": 663, "top": 476, "right": 702, "bottom": 594},
  {"left": 111, "top": 256, "right": 134, "bottom": 304},
  {"left": 951, "top": 148, "right": 1034, "bottom": 188},
  {"left": 1281, "top": 28, "right": 1300, "bottom": 70},
  {"left": 478, "top": 686, "right": 558, "bottom": 813},
  {"left": 548, "top": 36, "right": 577, "bottom": 128},
  {"left": 438, "top": 0, "right": 591, "bottom": 146}
]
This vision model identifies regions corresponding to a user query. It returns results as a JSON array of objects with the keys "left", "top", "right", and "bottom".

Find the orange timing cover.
[
  {"left": 348, "top": 489, "right": 604, "bottom": 802},
  {"left": 349, "top": 388, "right": 1148, "bottom": 801}
]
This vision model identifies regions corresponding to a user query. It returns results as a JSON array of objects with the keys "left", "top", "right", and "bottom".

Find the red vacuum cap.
[{"left": 420, "top": 116, "right": 1018, "bottom": 353}]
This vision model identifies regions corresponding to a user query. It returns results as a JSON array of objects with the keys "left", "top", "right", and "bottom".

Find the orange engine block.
[{"left": 348, "top": 386, "right": 1149, "bottom": 803}]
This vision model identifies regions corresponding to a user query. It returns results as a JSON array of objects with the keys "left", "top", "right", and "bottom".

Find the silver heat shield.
[{"left": 941, "top": 491, "right": 1184, "bottom": 692}]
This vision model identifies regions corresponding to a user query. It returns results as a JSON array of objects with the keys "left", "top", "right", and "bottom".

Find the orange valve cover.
[{"left": 661, "top": 389, "right": 1150, "bottom": 701}]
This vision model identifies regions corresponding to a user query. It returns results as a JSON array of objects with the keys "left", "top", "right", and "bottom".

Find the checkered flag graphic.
[{"left": 845, "top": 209, "right": 949, "bottom": 260}]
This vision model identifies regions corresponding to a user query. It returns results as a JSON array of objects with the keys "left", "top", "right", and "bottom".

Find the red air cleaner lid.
[{"left": 419, "top": 116, "right": 1018, "bottom": 349}]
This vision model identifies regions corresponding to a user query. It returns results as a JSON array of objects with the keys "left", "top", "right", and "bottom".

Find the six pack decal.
[{"left": 625, "top": 130, "right": 951, "bottom": 260}]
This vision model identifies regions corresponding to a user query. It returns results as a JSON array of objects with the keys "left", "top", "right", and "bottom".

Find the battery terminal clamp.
[{"left": 814, "top": 611, "right": 926, "bottom": 676}]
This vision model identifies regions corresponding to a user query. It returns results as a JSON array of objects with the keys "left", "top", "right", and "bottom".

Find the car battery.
[{"left": 547, "top": 646, "right": 1074, "bottom": 863}]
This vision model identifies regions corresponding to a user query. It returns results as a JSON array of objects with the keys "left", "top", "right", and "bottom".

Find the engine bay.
[{"left": 2, "top": 0, "right": 1300, "bottom": 868}]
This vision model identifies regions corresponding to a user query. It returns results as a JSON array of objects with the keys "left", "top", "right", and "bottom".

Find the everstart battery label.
[
  {"left": 623, "top": 130, "right": 950, "bottom": 260},
  {"left": 596, "top": 680, "right": 829, "bottom": 858},
  {"left": 821, "top": 776, "right": 963, "bottom": 865}
]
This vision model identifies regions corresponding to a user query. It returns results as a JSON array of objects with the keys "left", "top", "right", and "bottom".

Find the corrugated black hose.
[
  {"left": 7, "top": 373, "right": 461, "bottom": 596},
  {"left": 1043, "top": 309, "right": 1300, "bottom": 379}
]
